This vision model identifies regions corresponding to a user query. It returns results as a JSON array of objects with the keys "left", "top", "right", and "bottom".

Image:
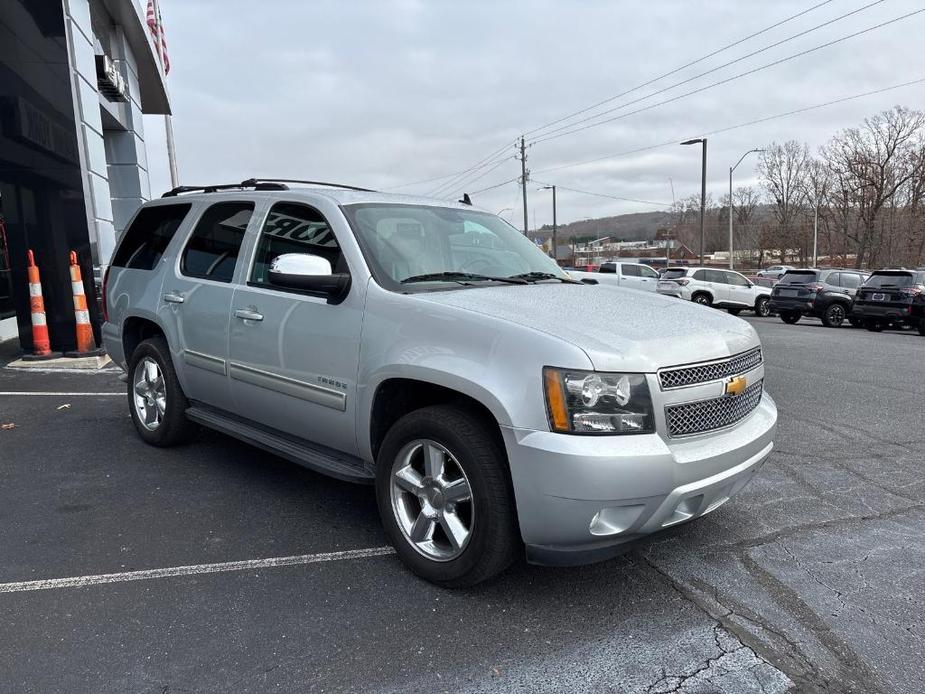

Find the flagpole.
[{"left": 154, "top": 0, "right": 179, "bottom": 189}]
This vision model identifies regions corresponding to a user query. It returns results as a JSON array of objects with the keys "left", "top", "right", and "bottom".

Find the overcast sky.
[{"left": 142, "top": 0, "right": 924, "bottom": 229}]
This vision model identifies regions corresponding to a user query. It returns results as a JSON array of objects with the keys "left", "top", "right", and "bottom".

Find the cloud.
[{"left": 143, "top": 0, "right": 925, "bottom": 226}]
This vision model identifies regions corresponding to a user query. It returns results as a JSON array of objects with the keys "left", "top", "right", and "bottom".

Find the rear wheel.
[
  {"left": 780, "top": 311, "right": 800, "bottom": 325},
  {"left": 821, "top": 302, "right": 847, "bottom": 328},
  {"left": 375, "top": 405, "right": 520, "bottom": 587},
  {"left": 692, "top": 293, "right": 712, "bottom": 307},
  {"left": 127, "top": 336, "right": 197, "bottom": 446},
  {"left": 754, "top": 296, "right": 771, "bottom": 317}
]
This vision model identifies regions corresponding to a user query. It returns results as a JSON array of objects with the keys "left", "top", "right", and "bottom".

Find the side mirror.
[{"left": 268, "top": 253, "right": 350, "bottom": 299}]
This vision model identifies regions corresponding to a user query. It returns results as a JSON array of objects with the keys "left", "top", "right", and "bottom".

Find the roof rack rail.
[
  {"left": 161, "top": 178, "right": 375, "bottom": 198},
  {"left": 241, "top": 178, "right": 375, "bottom": 192}
]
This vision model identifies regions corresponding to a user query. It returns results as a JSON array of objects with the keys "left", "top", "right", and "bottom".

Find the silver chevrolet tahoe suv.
[{"left": 103, "top": 179, "right": 777, "bottom": 587}]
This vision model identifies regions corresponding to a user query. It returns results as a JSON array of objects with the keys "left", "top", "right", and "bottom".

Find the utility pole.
[
  {"left": 541, "top": 185, "right": 557, "bottom": 262},
  {"left": 728, "top": 148, "right": 763, "bottom": 270},
  {"left": 681, "top": 138, "right": 707, "bottom": 266},
  {"left": 519, "top": 137, "right": 529, "bottom": 236},
  {"left": 812, "top": 202, "right": 819, "bottom": 267},
  {"left": 154, "top": 0, "right": 179, "bottom": 188}
]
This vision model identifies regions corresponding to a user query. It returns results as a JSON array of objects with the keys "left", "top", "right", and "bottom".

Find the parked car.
[
  {"left": 103, "top": 180, "right": 777, "bottom": 587},
  {"left": 769, "top": 269, "right": 869, "bottom": 327},
  {"left": 567, "top": 261, "right": 660, "bottom": 292},
  {"left": 851, "top": 269, "right": 925, "bottom": 333},
  {"left": 756, "top": 265, "right": 794, "bottom": 279},
  {"left": 656, "top": 267, "right": 772, "bottom": 316}
]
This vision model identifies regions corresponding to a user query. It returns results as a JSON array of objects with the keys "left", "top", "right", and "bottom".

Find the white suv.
[{"left": 657, "top": 267, "right": 772, "bottom": 316}]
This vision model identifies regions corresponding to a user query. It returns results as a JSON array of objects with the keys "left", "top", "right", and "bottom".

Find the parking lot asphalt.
[{"left": 0, "top": 317, "right": 923, "bottom": 694}]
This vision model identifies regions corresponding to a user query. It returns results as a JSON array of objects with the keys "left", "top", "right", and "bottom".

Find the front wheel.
[
  {"left": 375, "top": 405, "right": 520, "bottom": 587},
  {"left": 821, "top": 303, "right": 847, "bottom": 328},
  {"left": 754, "top": 297, "right": 771, "bottom": 317},
  {"left": 780, "top": 311, "right": 800, "bottom": 325}
]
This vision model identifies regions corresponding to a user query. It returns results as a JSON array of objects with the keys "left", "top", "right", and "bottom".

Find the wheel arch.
[{"left": 364, "top": 374, "right": 509, "bottom": 463}]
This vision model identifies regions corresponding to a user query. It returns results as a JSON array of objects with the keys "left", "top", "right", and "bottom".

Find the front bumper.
[{"left": 502, "top": 394, "right": 777, "bottom": 566}]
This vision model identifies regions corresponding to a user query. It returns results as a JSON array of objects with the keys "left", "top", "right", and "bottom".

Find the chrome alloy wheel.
[
  {"left": 133, "top": 357, "right": 167, "bottom": 431},
  {"left": 389, "top": 439, "right": 474, "bottom": 562}
]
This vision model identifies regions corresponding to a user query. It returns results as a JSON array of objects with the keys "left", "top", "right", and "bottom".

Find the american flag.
[{"left": 146, "top": 0, "right": 170, "bottom": 74}]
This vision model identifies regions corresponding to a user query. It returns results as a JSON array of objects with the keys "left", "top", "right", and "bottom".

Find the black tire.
[
  {"left": 754, "top": 296, "right": 771, "bottom": 317},
  {"left": 375, "top": 405, "right": 520, "bottom": 587},
  {"left": 865, "top": 319, "right": 883, "bottom": 332},
  {"left": 821, "top": 302, "right": 847, "bottom": 328},
  {"left": 692, "top": 293, "right": 712, "bottom": 307},
  {"left": 918, "top": 318, "right": 925, "bottom": 336},
  {"left": 727, "top": 308, "right": 742, "bottom": 316},
  {"left": 780, "top": 311, "right": 800, "bottom": 325},
  {"left": 126, "top": 336, "right": 197, "bottom": 446}
]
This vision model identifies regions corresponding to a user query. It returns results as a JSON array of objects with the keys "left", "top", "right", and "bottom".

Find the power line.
[
  {"left": 469, "top": 176, "right": 520, "bottom": 196},
  {"left": 384, "top": 170, "right": 474, "bottom": 191},
  {"left": 531, "top": 76, "right": 925, "bottom": 176},
  {"left": 529, "top": 0, "right": 887, "bottom": 143},
  {"left": 522, "top": 0, "right": 837, "bottom": 140},
  {"left": 427, "top": 138, "right": 518, "bottom": 197},
  {"left": 440, "top": 155, "right": 516, "bottom": 199},
  {"left": 533, "top": 181, "right": 671, "bottom": 207},
  {"left": 531, "top": 8, "right": 925, "bottom": 145}
]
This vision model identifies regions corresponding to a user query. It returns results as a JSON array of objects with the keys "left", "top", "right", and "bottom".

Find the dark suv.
[
  {"left": 769, "top": 269, "right": 868, "bottom": 328},
  {"left": 852, "top": 270, "right": 925, "bottom": 333}
]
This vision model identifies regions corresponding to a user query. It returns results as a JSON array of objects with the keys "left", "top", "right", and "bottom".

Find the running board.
[{"left": 185, "top": 405, "right": 373, "bottom": 484}]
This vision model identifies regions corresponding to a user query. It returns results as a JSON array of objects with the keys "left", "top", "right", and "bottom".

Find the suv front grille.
[
  {"left": 665, "top": 380, "right": 763, "bottom": 437},
  {"left": 658, "top": 347, "right": 762, "bottom": 390}
]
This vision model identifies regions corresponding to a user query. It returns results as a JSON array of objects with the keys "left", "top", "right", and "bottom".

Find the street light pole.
[
  {"left": 728, "top": 148, "right": 763, "bottom": 270},
  {"left": 681, "top": 138, "right": 707, "bottom": 266},
  {"left": 540, "top": 185, "right": 557, "bottom": 261}
]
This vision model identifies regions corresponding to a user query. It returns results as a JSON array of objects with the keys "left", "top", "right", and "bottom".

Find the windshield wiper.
[
  {"left": 401, "top": 271, "right": 527, "bottom": 285},
  {"left": 507, "top": 271, "right": 581, "bottom": 284}
]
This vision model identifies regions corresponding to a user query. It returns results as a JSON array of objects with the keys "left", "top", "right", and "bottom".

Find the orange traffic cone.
[
  {"left": 22, "top": 250, "right": 61, "bottom": 361},
  {"left": 65, "top": 250, "right": 102, "bottom": 357}
]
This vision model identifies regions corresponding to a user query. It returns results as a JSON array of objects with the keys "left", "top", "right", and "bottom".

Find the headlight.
[{"left": 543, "top": 367, "right": 655, "bottom": 435}]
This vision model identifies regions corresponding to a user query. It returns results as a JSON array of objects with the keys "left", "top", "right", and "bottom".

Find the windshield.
[
  {"left": 779, "top": 271, "right": 819, "bottom": 284},
  {"left": 864, "top": 272, "right": 915, "bottom": 288},
  {"left": 342, "top": 203, "right": 567, "bottom": 290},
  {"left": 661, "top": 269, "right": 688, "bottom": 279}
]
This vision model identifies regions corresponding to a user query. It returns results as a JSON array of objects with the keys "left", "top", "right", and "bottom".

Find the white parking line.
[
  {"left": 0, "top": 392, "right": 123, "bottom": 396},
  {"left": 0, "top": 546, "right": 396, "bottom": 594}
]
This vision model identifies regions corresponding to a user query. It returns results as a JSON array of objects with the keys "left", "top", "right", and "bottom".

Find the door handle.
[
  {"left": 163, "top": 292, "right": 185, "bottom": 304},
  {"left": 234, "top": 308, "right": 264, "bottom": 322}
]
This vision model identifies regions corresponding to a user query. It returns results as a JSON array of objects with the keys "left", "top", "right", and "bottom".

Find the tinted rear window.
[
  {"left": 662, "top": 269, "right": 688, "bottom": 279},
  {"left": 865, "top": 272, "right": 915, "bottom": 288},
  {"left": 111, "top": 204, "right": 192, "bottom": 270},
  {"left": 780, "top": 271, "right": 819, "bottom": 284}
]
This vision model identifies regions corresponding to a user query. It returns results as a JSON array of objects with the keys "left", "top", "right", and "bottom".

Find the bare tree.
[
  {"left": 731, "top": 186, "right": 762, "bottom": 265},
  {"left": 759, "top": 141, "right": 811, "bottom": 263},
  {"left": 820, "top": 106, "right": 925, "bottom": 268}
]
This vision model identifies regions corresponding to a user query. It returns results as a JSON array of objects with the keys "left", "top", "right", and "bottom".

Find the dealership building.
[{"left": 0, "top": 0, "right": 168, "bottom": 350}]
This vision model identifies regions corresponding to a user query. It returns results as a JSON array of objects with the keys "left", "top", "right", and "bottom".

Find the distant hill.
[{"left": 531, "top": 210, "right": 672, "bottom": 244}]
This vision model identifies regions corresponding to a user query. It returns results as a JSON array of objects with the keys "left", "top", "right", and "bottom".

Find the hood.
[{"left": 413, "top": 283, "right": 758, "bottom": 372}]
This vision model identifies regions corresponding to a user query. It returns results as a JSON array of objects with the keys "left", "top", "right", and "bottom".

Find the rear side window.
[
  {"left": 780, "top": 271, "right": 818, "bottom": 284},
  {"left": 111, "top": 204, "right": 192, "bottom": 270},
  {"left": 181, "top": 202, "right": 254, "bottom": 283},
  {"left": 663, "top": 269, "right": 688, "bottom": 280},
  {"left": 824, "top": 272, "right": 841, "bottom": 287},
  {"left": 621, "top": 264, "right": 641, "bottom": 277},
  {"left": 599, "top": 263, "right": 616, "bottom": 274},
  {"left": 839, "top": 273, "right": 862, "bottom": 289},
  {"left": 706, "top": 270, "right": 726, "bottom": 283}
]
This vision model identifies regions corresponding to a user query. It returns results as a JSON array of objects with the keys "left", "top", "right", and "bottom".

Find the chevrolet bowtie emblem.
[{"left": 725, "top": 375, "right": 747, "bottom": 397}]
